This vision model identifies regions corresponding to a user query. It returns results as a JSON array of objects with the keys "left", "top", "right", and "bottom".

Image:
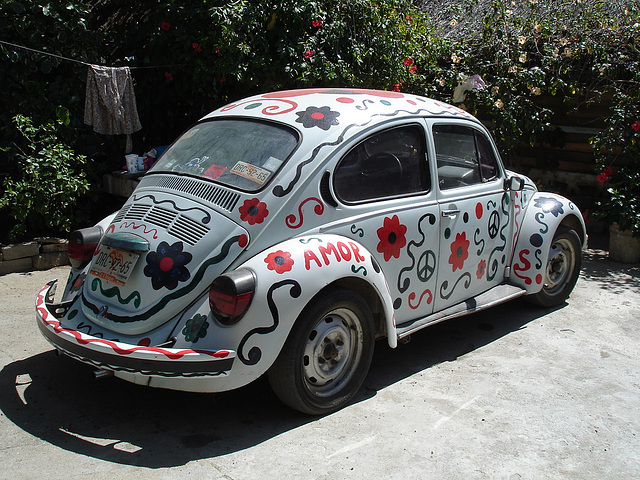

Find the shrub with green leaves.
[{"left": 0, "top": 115, "right": 90, "bottom": 241}]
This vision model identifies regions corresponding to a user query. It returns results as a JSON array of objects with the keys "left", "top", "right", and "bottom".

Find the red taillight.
[
  {"left": 209, "top": 269, "right": 256, "bottom": 326},
  {"left": 210, "top": 290, "right": 253, "bottom": 317},
  {"left": 68, "top": 226, "right": 103, "bottom": 269}
]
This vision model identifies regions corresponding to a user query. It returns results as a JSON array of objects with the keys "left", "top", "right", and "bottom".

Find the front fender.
[{"left": 510, "top": 193, "right": 586, "bottom": 293}]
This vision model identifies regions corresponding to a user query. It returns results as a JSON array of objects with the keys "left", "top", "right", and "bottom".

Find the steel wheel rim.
[
  {"left": 302, "top": 307, "right": 364, "bottom": 398},
  {"left": 544, "top": 238, "right": 576, "bottom": 296}
]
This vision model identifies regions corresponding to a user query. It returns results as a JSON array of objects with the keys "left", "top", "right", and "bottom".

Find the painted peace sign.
[
  {"left": 488, "top": 211, "right": 500, "bottom": 239},
  {"left": 417, "top": 250, "right": 437, "bottom": 282}
]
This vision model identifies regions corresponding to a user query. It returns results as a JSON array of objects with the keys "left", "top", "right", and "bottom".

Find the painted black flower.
[
  {"left": 534, "top": 196, "right": 564, "bottom": 217},
  {"left": 295, "top": 106, "right": 340, "bottom": 130},
  {"left": 182, "top": 314, "right": 209, "bottom": 343},
  {"left": 143, "top": 241, "right": 193, "bottom": 290}
]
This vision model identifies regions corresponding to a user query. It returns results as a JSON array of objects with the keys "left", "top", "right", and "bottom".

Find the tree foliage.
[{"left": 0, "top": 0, "right": 638, "bottom": 241}]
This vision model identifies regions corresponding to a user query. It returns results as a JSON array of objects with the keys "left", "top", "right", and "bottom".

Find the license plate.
[{"left": 90, "top": 246, "right": 140, "bottom": 286}]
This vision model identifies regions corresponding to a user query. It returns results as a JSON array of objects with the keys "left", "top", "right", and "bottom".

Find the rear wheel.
[
  {"left": 268, "top": 290, "right": 375, "bottom": 415},
  {"left": 528, "top": 226, "right": 582, "bottom": 307}
]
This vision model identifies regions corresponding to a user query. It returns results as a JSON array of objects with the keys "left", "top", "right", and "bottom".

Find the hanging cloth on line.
[{"left": 84, "top": 65, "right": 142, "bottom": 152}]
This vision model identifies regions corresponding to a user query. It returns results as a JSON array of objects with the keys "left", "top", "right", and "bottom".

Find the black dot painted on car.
[
  {"left": 463, "top": 212, "right": 469, "bottom": 223},
  {"left": 393, "top": 298, "right": 402, "bottom": 309}
]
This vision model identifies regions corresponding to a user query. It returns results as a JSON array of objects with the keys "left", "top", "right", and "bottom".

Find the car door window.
[
  {"left": 433, "top": 124, "right": 499, "bottom": 189},
  {"left": 334, "top": 125, "right": 429, "bottom": 203}
]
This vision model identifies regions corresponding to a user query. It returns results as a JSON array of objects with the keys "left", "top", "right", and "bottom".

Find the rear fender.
[
  {"left": 510, "top": 193, "right": 585, "bottom": 293},
  {"left": 161, "top": 234, "right": 396, "bottom": 392}
]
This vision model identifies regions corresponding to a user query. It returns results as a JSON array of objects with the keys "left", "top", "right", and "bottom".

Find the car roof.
[{"left": 202, "top": 88, "right": 478, "bottom": 135}]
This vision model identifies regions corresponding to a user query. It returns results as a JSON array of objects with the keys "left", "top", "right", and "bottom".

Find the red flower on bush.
[
  {"left": 312, "top": 20, "right": 322, "bottom": 28},
  {"left": 409, "top": 65, "right": 417, "bottom": 74},
  {"left": 404, "top": 57, "right": 414, "bottom": 66},
  {"left": 448, "top": 232, "right": 470, "bottom": 272},
  {"left": 215, "top": 47, "right": 222, "bottom": 55},
  {"left": 632, "top": 120, "right": 640, "bottom": 132},
  {"left": 164, "top": 72, "right": 173, "bottom": 81},
  {"left": 160, "top": 21, "right": 171, "bottom": 31},
  {"left": 303, "top": 49, "right": 314, "bottom": 59},
  {"left": 265, "top": 250, "right": 294, "bottom": 274},
  {"left": 376, "top": 215, "right": 407, "bottom": 261},
  {"left": 597, "top": 166, "right": 613, "bottom": 184},
  {"left": 239, "top": 198, "right": 269, "bottom": 225},
  {"left": 192, "top": 42, "right": 202, "bottom": 52}
]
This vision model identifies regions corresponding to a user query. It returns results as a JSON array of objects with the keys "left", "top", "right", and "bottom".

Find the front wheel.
[
  {"left": 268, "top": 290, "right": 375, "bottom": 415},
  {"left": 528, "top": 226, "right": 582, "bottom": 307}
]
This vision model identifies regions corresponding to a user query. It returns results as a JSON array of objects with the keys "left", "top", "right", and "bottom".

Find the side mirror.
[{"left": 506, "top": 176, "right": 525, "bottom": 191}]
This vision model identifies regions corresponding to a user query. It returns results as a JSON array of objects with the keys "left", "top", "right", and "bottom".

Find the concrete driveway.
[{"left": 1, "top": 243, "right": 638, "bottom": 479}]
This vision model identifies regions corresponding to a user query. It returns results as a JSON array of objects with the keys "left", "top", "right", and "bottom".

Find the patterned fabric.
[{"left": 84, "top": 65, "right": 142, "bottom": 146}]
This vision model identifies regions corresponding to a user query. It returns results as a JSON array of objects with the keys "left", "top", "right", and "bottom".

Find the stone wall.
[{"left": 0, "top": 238, "right": 69, "bottom": 275}]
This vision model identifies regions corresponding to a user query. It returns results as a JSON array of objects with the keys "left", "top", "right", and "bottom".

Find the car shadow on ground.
[{"left": 0, "top": 296, "right": 553, "bottom": 468}]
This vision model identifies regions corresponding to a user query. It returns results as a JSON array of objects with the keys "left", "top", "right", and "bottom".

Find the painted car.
[{"left": 36, "top": 88, "right": 586, "bottom": 414}]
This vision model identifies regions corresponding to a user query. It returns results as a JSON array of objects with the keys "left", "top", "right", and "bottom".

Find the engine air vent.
[{"left": 138, "top": 174, "right": 241, "bottom": 212}]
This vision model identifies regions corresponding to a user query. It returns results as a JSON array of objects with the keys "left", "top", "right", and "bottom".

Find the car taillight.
[
  {"left": 68, "top": 226, "right": 103, "bottom": 269},
  {"left": 209, "top": 268, "right": 256, "bottom": 326}
]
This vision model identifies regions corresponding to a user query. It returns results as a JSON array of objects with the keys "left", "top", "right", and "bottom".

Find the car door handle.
[{"left": 441, "top": 209, "right": 460, "bottom": 217}]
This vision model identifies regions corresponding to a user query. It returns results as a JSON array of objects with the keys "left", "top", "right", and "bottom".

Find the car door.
[
  {"left": 429, "top": 120, "right": 511, "bottom": 312},
  {"left": 330, "top": 123, "right": 440, "bottom": 323}
]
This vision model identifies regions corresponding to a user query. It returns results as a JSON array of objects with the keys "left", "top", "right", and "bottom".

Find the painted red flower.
[
  {"left": 164, "top": 72, "right": 173, "bottom": 81},
  {"left": 312, "top": 20, "right": 322, "bottom": 28},
  {"left": 449, "top": 232, "right": 470, "bottom": 272},
  {"left": 239, "top": 198, "right": 269, "bottom": 225},
  {"left": 404, "top": 57, "right": 414, "bottom": 66},
  {"left": 303, "top": 49, "right": 314, "bottom": 59},
  {"left": 632, "top": 120, "right": 640, "bottom": 131},
  {"left": 476, "top": 259, "right": 487, "bottom": 279},
  {"left": 377, "top": 215, "right": 407, "bottom": 261},
  {"left": 160, "top": 21, "right": 171, "bottom": 31},
  {"left": 265, "top": 250, "right": 294, "bottom": 274}
]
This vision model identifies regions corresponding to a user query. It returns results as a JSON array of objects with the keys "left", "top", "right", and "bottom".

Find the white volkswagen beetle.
[{"left": 36, "top": 88, "right": 585, "bottom": 414}]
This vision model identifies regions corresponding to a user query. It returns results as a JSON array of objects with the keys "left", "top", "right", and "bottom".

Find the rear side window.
[
  {"left": 152, "top": 119, "right": 299, "bottom": 191},
  {"left": 334, "top": 125, "right": 429, "bottom": 203},
  {"left": 433, "top": 124, "right": 500, "bottom": 190}
]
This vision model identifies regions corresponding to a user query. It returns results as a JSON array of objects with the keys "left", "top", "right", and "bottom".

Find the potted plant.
[{"left": 592, "top": 97, "right": 640, "bottom": 263}]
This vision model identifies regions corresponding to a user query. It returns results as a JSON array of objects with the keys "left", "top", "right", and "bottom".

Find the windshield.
[{"left": 151, "top": 119, "right": 299, "bottom": 191}]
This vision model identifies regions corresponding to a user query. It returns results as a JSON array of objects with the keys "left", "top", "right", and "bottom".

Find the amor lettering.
[{"left": 304, "top": 241, "right": 366, "bottom": 270}]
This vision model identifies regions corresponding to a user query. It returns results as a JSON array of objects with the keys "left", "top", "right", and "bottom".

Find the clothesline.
[{"left": 0, "top": 39, "right": 184, "bottom": 69}]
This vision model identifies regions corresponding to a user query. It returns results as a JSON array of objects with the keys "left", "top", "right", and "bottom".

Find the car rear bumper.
[{"left": 36, "top": 281, "right": 235, "bottom": 378}]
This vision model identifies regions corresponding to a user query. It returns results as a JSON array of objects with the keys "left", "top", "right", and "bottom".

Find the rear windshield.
[{"left": 151, "top": 119, "right": 299, "bottom": 191}]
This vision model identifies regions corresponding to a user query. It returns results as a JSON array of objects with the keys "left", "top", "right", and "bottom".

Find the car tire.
[
  {"left": 528, "top": 226, "right": 582, "bottom": 307},
  {"left": 268, "top": 289, "right": 375, "bottom": 415}
]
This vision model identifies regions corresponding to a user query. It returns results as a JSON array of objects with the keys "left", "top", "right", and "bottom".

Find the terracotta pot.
[{"left": 609, "top": 224, "right": 640, "bottom": 263}]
